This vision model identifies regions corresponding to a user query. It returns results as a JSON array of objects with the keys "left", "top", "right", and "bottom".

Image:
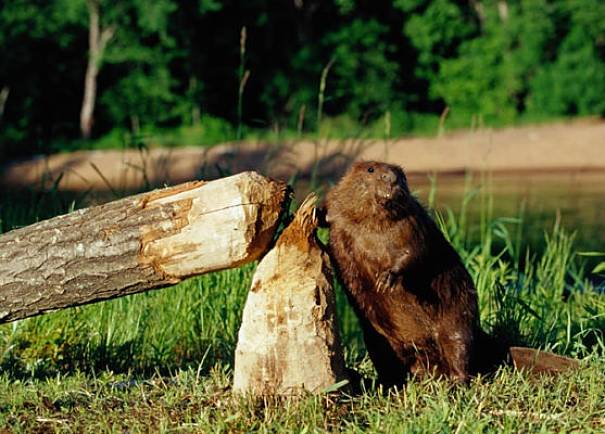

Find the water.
[{"left": 409, "top": 171, "right": 605, "bottom": 254}]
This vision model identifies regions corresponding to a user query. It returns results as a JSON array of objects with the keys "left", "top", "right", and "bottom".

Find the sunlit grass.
[
  {"left": 0, "top": 181, "right": 603, "bottom": 432},
  {"left": 1, "top": 360, "right": 603, "bottom": 432}
]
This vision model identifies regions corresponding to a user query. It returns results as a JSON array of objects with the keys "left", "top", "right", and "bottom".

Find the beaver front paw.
[{"left": 375, "top": 270, "right": 399, "bottom": 293}]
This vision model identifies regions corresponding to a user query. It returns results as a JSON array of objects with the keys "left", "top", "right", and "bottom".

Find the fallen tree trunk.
[{"left": 0, "top": 172, "right": 287, "bottom": 323}]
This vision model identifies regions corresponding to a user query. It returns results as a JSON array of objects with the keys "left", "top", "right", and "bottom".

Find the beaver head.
[{"left": 326, "top": 161, "right": 411, "bottom": 223}]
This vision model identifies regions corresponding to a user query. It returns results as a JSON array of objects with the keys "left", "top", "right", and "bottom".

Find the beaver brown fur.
[{"left": 326, "top": 161, "right": 500, "bottom": 386}]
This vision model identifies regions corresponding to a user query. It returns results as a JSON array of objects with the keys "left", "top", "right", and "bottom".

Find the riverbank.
[{"left": 2, "top": 118, "right": 605, "bottom": 192}]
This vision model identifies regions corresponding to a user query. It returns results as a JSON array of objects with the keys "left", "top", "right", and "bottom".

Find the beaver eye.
[{"left": 367, "top": 167, "right": 374, "bottom": 173}]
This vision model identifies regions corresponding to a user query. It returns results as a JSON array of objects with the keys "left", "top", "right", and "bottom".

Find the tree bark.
[
  {"left": 0, "top": 172, "right": 288, "bottom": 323},
  {"left": 80, "top": 0, "right": 114, "bottom": 139}
]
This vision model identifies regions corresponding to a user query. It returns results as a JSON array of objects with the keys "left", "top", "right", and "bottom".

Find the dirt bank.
[{"left": 2, "top": 118, "right": 605, "bottom": 192}]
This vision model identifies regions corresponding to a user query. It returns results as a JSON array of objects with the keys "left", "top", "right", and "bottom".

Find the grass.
[
  {"left": 2, "top": 363, "right": 604, "bottom": 432},
  {"left": 0, "top": 181, "right": 604, "bottom": 432}
]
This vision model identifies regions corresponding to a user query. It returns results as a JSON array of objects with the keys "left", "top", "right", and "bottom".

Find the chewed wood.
[{"left": 233, "top": 193, "right": 348, "bottom": 395}]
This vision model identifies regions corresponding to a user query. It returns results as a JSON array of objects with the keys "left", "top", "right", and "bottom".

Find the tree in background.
[
  {"left": 80, "top": 0, "right": 180, "bottom": 138},
  {"left": 394, "top": 0, "right": 477, "bottom": 112},
  {"left": 434, "top": 0, "right": 556, "bottom": 122},
  {"left": 527, "top": 0, "right": 605, "bottom": 117},
  {"left": 1, "top": 0, "right": 604, "bottom": 161},
  {"left": 259, "top": 0, "right": 404, "bottom": 129},
  {"left": 80, "top": 0, "right": 114, "bottom": 139},
  {"left": 406, "top": 0, "right": 605, "bottom": 122},
  {"left": 323, "top": 18, "right": 398, "bottom": 122},
  {"left": 0, "top": 0, "right": 85, "bottom": 158}
]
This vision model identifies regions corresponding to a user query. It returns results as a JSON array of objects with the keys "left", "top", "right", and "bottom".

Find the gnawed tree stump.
[
  {"left": 0, "top": 172, "right": 287, "bottom": 323},
  {"left": 233, "top": 193, "right": 348, "bottom": 395}
]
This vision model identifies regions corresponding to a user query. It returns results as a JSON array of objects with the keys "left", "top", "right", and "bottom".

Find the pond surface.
[{"left": 409, "top": 171, "right": 605, "bottom": 255}]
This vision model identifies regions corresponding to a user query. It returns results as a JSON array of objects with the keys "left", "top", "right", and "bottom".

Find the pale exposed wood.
[
  {"left": 0, "top": 172, "right": 287, "bottom": 323},
  {"left": 233, "top": 193, "right": 348, "bottom": 395}
]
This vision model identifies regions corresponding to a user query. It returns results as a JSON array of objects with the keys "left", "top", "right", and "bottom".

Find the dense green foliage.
[{"left": 1, "top": 0, "right": 604, "bottom": 161}]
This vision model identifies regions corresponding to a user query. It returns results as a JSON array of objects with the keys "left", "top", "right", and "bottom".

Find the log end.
[
  {"left": 242, "top": 173, "right": 290, "bottom": 261},
  {"left": 139, "top": 172, "right": 289, "bottom": 278}
]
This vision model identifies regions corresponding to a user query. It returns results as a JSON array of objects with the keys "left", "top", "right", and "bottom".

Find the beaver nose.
[{"left": 381, "top": 171, "right": 397, "bottom": 185}]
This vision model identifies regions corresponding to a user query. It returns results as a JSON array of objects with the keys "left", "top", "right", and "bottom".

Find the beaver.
[{"left": 325, "top": 161, "right": 500, "bottom": 386}]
